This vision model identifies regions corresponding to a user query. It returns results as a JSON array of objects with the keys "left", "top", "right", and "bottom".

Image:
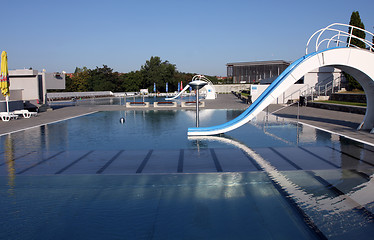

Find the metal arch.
[
  {"left": 191, "top": 74, "right": 214, "bottom": 86},
  {"left": 306, "top": 23, "right": 374, "bottom": 54}
]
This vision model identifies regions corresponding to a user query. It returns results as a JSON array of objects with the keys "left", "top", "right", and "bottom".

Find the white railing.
[
  {"left": 299, "top": 75, "right": 344, "bottom": 102},
  {"left": 306, "top": 23, "right": 374, "bottom": 54},
  {"left": 314, "top": 75, "right": 343, "bottom": 96},
  {"left": 47, "top": 91, "right": 114, "bottom": 100},
  {"left": 283, "top": 84, "right": 311, "bottom": 102}
]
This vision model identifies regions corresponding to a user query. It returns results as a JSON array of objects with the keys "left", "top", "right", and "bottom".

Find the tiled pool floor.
[
  {"left": 1, "top": 145, "right": 373, "bottom": 175},
  {"left": 2, "top": 144, "right": 374, "bottom": 239}
]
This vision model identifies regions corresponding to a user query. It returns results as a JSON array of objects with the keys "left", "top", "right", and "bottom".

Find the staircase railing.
[{"left": 299, "top": 75, "right": 344, "bottom": 102}]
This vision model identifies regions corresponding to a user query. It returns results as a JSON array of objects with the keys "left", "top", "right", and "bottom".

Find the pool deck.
[{"left": 1, "top": 94, "right": 373, "bottom": 145}]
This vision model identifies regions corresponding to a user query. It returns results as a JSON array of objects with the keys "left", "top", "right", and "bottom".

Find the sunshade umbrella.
[{"left": 1, "top": 51, "right": 10, "bottom": 113}]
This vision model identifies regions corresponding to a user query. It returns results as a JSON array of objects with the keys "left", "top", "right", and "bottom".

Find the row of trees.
[
  {"left": 64, "top": 11, "right": 371, "bottom": 93},
  {"left": 64, "top": 57, "right": 228, "bottom": 93}
]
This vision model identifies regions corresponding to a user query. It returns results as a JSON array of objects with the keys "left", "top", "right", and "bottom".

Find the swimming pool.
[{"left": 0, "top": 109, "right": 373, "bottom": 239}]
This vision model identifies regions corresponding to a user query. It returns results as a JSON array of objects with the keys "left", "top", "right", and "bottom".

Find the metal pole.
[
  {"left": 297, "top": 100, "right": 300, "bottom": 123},
  {"left": 5, "top": 96, "right": 9, "bottom": 113},
  {"left": 325, "top": 84, "right": 327, "bottom": 96},
  {"left": 348, "top": 26, "right": 353, "bottom": 46},
  {"left": 196, "top": 89, "right": 200, "bottom": 127}
]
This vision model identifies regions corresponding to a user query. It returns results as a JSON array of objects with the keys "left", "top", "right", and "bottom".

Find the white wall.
[
  {"left": 8, "top": 69, "right": 66, "bottom": 102},
  {"left": 43, "top": 72, "right": 66, "bottom": 89},
  {"left": 250, "top": 67, "right": 343, "bottom": 104},
  {"left": 213, "top": 84, "right": 251, "bottom": 93},
  {"left": 9, "top": 69, "right": 40, "bottom": 101}
]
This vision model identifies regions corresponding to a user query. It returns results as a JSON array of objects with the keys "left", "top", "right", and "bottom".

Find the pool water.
[
  {"left": 0, "top": 173, "right": 321, "bottom": 240},
  {"left": 0, "top": 109, "right": 374, "bottom": 239},
  {"left": 0, "top": 109, "right": 344, "bottom": 152}
]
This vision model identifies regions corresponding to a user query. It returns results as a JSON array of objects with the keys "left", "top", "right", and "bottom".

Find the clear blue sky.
[{"left": 2, "top": 0, "right": 374, "bottom": 76}]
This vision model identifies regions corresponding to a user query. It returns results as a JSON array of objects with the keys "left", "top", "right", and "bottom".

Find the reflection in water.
[
  {"left": 253, "top": 111, "right": 322, "bottom": 146},
  {"left": 189, "top": 135, "right": 374, "bottom": 238},
  {"left": 340, "top": 136, "right": 361, "bottom": 170},
  {"left": 4, "top": 135, "right": 15, "bottom": 194}
]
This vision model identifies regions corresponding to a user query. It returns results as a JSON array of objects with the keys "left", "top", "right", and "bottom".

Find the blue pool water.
[
  {"left": 1, "top": 109, "right": 374, "bottom": 239},
  {"left": 0, "top": 109, "right": 343, "bottom": 152}
]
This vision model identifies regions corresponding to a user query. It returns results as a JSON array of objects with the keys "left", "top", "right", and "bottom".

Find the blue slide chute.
[{"left": 187, "top": 50, "right": 324, "bottom": 136}]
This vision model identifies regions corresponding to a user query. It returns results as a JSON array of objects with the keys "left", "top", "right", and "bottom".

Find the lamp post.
[{"left": 189, "top": 80, "right": 207, "bottom": 127}]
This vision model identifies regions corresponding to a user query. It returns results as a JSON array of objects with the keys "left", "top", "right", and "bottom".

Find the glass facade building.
[{"left": 227, "top": 60, "right": 290, "bottom": 83}]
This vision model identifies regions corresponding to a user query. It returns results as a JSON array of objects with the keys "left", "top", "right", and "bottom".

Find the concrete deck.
[{"left": 1, "top": 94, "right": 373, "bottom": 145}]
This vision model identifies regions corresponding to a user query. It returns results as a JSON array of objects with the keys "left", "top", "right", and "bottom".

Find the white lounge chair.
[
  {"left": 13, "top": 110, "right": 38, "bottom": 118},
  {"left": 0, "top": 112, "right": 19, "bottom": 122}
]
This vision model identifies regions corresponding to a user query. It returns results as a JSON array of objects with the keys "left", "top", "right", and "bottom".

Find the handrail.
[
  {"left": 300, "top": 75, "right": 344, "bottom": 100},
  {"left": 306, "top": 23, "right": 374, "bottom": 54},
  {"left": 283, "top": 84, "right": 310, "bottom": 100},
  {"left": 315, "top": 74, "right": 341, "bottom": 88}
]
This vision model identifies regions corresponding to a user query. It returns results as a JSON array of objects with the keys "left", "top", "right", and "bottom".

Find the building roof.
[{"left": 226, "top": 60, "right": 290, "bottom": 66}]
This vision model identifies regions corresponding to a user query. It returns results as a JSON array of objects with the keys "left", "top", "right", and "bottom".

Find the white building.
[{"left": 0, "top": 69, "right": 65, "bottom": 112}]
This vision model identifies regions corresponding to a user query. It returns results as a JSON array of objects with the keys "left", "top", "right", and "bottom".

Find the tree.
[
  {"left": 74, "top": 66, "right": 88, "bottom": 74},
  {"left": 140, "top": 56, "right": 177, "bottom": 92},
  {"left": 345, "top": 11, "right": 365, "bottom": 90},
  {"left": 66, "top": 67, "right": 90, "bottom": 92},
  {"left": 120, "top": 71, "right": 143, "bottom": 92},
  {"left": 87, "top": 65, "right": 118, "bottom": 91},
  {"left": 348, "top": 11, "right": 366, "bottom": 48},
  {"left": 64, "top": 59, "right": 222, "bottom": 93}
]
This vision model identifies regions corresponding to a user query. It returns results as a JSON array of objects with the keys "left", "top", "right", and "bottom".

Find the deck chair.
[
  {"left": 0, "top": 112, "right": 19, "bottom": 121},
  {"left": 13, "top": 110, "right": 38, "bottom": 118}
]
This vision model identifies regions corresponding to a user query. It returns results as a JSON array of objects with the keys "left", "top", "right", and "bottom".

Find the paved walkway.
[{"left": 1, "top": 94, "right": 373, "bottom": 145}]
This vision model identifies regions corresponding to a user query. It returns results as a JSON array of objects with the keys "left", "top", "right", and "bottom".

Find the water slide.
[
  {"left": 165, "top": 84, "right": 190, "bottom": 100},
  {"left": 165, "top": 75, "right": 216, "bottom": 100},
  {"left": 188, "top": 47, "right": 374, "bottom": 136},
  {"left": 188, "top": 51, "right": 319, "bottom": 136}
]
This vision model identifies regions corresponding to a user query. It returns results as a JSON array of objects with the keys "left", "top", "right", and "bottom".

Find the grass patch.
[{"left": 314, "top": 100, "right": 366, "bottom": 107}]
